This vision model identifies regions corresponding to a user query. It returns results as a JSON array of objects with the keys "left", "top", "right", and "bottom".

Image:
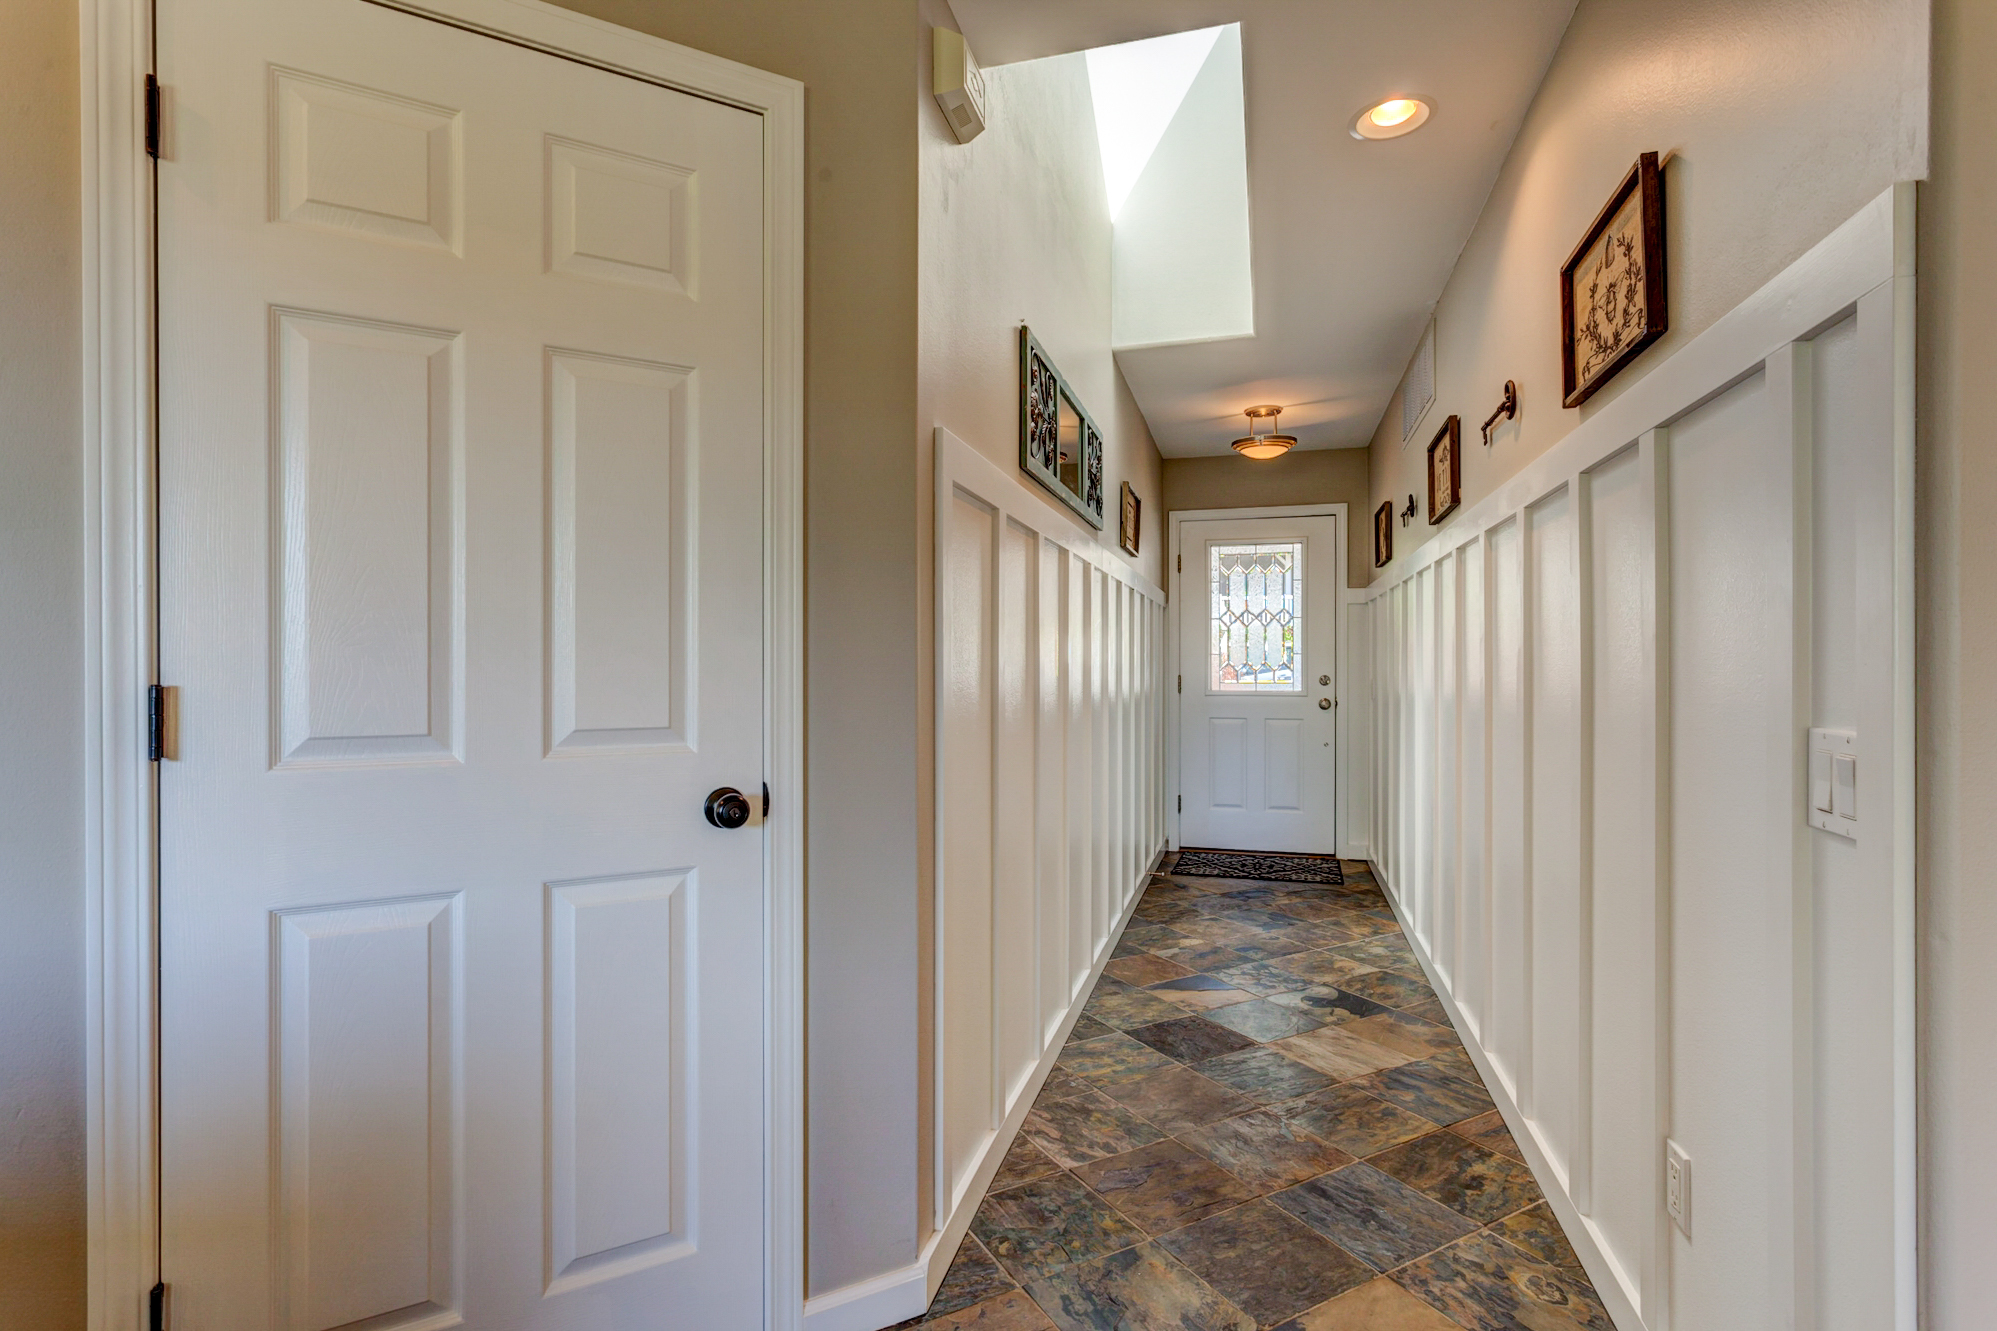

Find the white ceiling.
[{"left": 951, "top": 0, "right": 1578, "bottom": 455}]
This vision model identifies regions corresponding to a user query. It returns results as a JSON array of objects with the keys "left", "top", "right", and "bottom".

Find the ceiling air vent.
[{"left": 1401, "top": 319, "right": 1436, "bottom": 446}]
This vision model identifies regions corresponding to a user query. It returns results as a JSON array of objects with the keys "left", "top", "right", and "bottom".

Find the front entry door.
[
  {"left": 157, "top": 1, "right": 769, "bottom": 1325},
  {"left": 1177, "top": 516, "right": 1338, "bottom": 853}
]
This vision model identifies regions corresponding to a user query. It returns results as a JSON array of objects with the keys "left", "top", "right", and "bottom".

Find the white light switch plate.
[{"left": 1807, "top": 728, "right": 1858, "bottom": 841}]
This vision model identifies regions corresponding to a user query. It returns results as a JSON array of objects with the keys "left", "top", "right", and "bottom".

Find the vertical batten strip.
[
  {"left": 1517, "top": 506, "right": 1537, "bottom": 1124},
  {"left": 1573, "top": 469, "right": 1598, "bottom": 1217},
  {"left": 1765, "top": 340, "right": 1819, "bottom": 1331},
  {"left": 1638, "top": 425, "right": 1673, "bottom": 1331}
]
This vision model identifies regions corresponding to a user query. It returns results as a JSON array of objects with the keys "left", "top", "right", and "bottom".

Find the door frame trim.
[
  {"left": 1166, "top": 503, "right": 1350, "bottom": 856},
  {"left": 79, "top": 2, "right": 806, "bottom": 1326}
]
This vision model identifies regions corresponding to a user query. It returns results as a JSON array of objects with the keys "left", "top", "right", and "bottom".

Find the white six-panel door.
[
  {"left": 1176, "top": 514, "right": 1338, "bottom": 853},
  {"left": 157, "top": 1, "right": 769, "bottom": 1325}
]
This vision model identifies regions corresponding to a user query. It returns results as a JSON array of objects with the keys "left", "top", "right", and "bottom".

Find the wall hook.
[
  {"left": 1481, "top": 379, "right": 1518, "bottom": 446},
  {"left": 1401, "top": 494, "right": 1417, "bottom": 526}
]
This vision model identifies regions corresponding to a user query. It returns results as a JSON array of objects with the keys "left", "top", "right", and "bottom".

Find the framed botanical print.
[
  {"left": 1118, "top": 482, "right": 1141, "bottom": 555},
  {"left": 1374, "top": 499, "right": 1394, "bottom": 568},
  {"left": 1560, "top": 151, "right": 1667, "bottom": 408},
  {"left": 1019, "top": 326, "right": 1105, "bottom": 528},
  {"left": 1427, "top": 414, "right": 1461, "bottom": 524}
]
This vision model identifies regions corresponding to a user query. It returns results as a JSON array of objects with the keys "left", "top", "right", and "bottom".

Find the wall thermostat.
[{"left": 933, "top": 27, "right": 987, "bottom": 144}]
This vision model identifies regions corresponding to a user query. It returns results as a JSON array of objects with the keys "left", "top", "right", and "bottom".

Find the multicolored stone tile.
[
  {"left": 1450, "top": 1110, "right": 1523, "bottom": 1162},
  {"left": 920, "top": 1289, "right": 1058, "bottom": 1330},
  {"left": 1271, "top": 1164, "right": 1477, "bottom": 1272},
  {"left": 1350, "top": 1061, "right": 1495, "bottom": 1126},
  {"left": 1023, "top": 1241, "right": 1256, "bottom": 1331},
  {"left": 1209, "top": 959, "right": 1316, "bottom": 997},
  {"left": 1270, "top": 1024, "right": 1415, "bottom": 1082},
  {"left": 1071, "top": 1139, "right": 1256, "bottom": 1235},
  {"left": 912, "top": 1233, "right": 1020, "bottom": 1321},
  {"left": 1203, "top": 996, "right": 1332, "bottom": 1043},
  {"left": 1194, "top": 1046, "right": 1337, "bottom": 1104},
  {"left": 1083, "top": 978, "right": 1198, "bottom": 1031},
  {"left": 1095, "top": 1063, "right": 1257, "bottom": 1134},
  {"left": 1367, "top": 1130, "right": 1543, "bottom": 1223},
  {"left": 1150, "top": 940, "right": 1257, "bottom": 973},
  {"left": 1063, "top": 1015, "right": 1117, "bottom": 1046},
  {"left": 1269, "top": 1084, "right": 1439, "bottom": 1158},
  {"left": 972, "top": 1172, "right": 1145, "bottom": 1281},
  {"left": 1401, "top": 996, "right": 1453, "bottom": 1025},
  {"left": 990, "top": 1131, "right": 1065, "bottom": 1191},
  {"left": 1337, "top": 969, "right": 1438, "bottom": 1011},
  {"left": 1144, "top": 972, "right": 1258, "bottom": 1010},
  {"left": 1489, "top": 1202, "right": 1587, "bottom": 1276},
  {"left": 1271, "top": 950, "right": 1381, "bottom": 988},
  {"left": 1105, "top": 954, "right": 1194, "bottom": 987},
  {"left": 1419, "top": 1045, "right": 1483, "bottom": 1086},
  {"left": 1177, "top": 1107, "right": 1355, "bottom": 1192},
  {"left": 1128, "top": 1015, "right": 1259, "bottom": 1065},
  {"left": 1390, "top": 1231, "right": 1614, "bottom": 1331},
  {"left": 1265, "top": 986, "right": 1393, "bottom": 1025},
  {"left": 1118, "top": 922, "right": 1191, "bottom": 951},
  {"left": 1342, "top": 1011, "right": 1463, "bottom": 1061},
  {"left": 1332, "top": 934, "right": 1425, "bottom": 975},
  {"left": 1273, "top": 1276, "right": 1463, "bottom": 1330},
  {"left": 1157, "top": 1199, "right": 1375, "bottom": 1326},
  {"left": 1022, "top": 1090, "right": 1167, "bottom": 1168},
  {"left": 1055, "top": 1032, "right": 1180, "bottom": 1088}
]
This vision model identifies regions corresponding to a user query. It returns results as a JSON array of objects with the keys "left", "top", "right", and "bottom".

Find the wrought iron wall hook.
[
  {"left": 1481, "top": 380, "right": 1519, "bottom": 445},
  {"left": 1401, "top": 494, "right": 1417, "bottom": 526}
]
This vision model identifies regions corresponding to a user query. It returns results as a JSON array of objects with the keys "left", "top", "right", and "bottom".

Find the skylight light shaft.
[{"left": 1085, "top": 25, "right": 1225, "bottom": 219}]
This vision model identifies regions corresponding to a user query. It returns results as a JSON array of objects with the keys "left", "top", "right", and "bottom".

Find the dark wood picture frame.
[
  {"left": 1018, "top": 325, "right": 1105, "bottom": 528},
  {"left": 1374, "top": 500, "right": 1394, "bottom": 568},
  {"left": 1427, "top": 414, "right": 1461, "bottom": 525},
  {"left": 1559, "top": 151, "right": 1667, "bottom": 408},
  {"left": 1118, "top": 482, "right": 1141, "bottom": 556}
]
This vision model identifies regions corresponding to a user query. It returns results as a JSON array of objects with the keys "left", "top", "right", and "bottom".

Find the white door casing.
[
  {"left": 149, "top": 1, "right": 797, "bottom": 1327},
  {"left": 1174, "top": 513, "right": 1339, "bottom": 854}
]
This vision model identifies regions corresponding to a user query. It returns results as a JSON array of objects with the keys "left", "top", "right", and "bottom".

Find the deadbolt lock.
[{"left": 1318, "top": 674, "right": 1331, "bottom": 686}]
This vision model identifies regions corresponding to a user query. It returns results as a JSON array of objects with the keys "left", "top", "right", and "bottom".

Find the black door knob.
[{"left": 705, "top": 787, "right": 753, "bottom": 829}]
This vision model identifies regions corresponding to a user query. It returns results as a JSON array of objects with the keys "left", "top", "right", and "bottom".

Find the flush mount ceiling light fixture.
[
  {"left": 1231, "top": 405, "right": 1297, "bottom": 459},
  {"left": 1351, "top": 95, "right": 1432, "bottom": 140}
]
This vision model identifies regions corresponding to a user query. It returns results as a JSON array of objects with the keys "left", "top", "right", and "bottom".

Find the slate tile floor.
[{"left": 893, "top": 860, "right": 1612, "bottom": 1331}]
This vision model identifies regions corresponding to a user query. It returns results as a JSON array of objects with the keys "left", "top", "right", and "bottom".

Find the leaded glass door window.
[{"left": 1208, "top": 540, "right": 1304, "bottom": 692}]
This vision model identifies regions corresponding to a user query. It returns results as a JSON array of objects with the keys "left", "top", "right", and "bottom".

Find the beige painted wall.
[
  {"left": 1918, "top": 1, "right": 1997, "bottom": 1323},
  {"left": 546, "top": 0, "right": 925, "bottom": 1297},
  {"left": 0, "top": 1, "right": 86, "bottom": 1328},
  {"left": 1161, "top": 448, "right": 1371, "bottom": 587},
  {"left": 1365, "top": 0, "right": 1928, "bottom": 580}
]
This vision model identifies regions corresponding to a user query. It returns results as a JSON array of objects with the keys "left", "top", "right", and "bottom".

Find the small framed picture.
[
  {"left": 1374, "top": 500, "right": 1394, "bottom": 568},
  {"left": 1560, "top": 151, "right": 1667, "bottom": 408},
  {"left": 1119, "top": 482, "right": 1141, "bottom": 556},
  {"left": 1427, "top": 414, "right": 1461, "bottom": 525}
]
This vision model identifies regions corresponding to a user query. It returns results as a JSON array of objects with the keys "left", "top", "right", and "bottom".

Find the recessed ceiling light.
[
  {"left": 1231, "top": 405, "right": 1297, "bottom": 460},
  {"left": 1351, "top": 96, "right": 1432, "bottom": 141}
]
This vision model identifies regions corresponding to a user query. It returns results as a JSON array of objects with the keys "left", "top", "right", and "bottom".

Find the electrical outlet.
[{"left": 1664, "top": 1140, "right": 1691, "bottom": 1236}]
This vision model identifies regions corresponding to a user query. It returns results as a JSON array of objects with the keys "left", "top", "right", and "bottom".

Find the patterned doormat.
[{"left": 1171, "top": 848, "right": 1345, "bottom": 885}]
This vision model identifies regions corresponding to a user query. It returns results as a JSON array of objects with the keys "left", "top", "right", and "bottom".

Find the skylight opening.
[{"left": 1085, "top": 25, "right": 1228, "bottom": 219}]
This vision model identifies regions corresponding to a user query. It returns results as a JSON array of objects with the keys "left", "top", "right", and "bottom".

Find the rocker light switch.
[{"left": 1808, "top": 728, "right": 1858, "bottom": 841}]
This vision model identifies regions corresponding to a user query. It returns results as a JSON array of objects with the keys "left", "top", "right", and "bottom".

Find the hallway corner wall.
[
  {"left": 1364, "top": 0, "right": 1928, "bottom": 584},
  {"left": 1916, "top": 1, "right": 1997, "bottom": 1324},
  {"left": 1161, "top": 448, "right": 1374, "bottom": 590},
  {"left": 1360, "top": 191, "right": 1915, "bottom": 1331},
  {"left": 0, "top": 2, "right": 86, "bottom": 1328},
  {"left": 546, "top": 0, "right": 927, "bottom": 1304}
]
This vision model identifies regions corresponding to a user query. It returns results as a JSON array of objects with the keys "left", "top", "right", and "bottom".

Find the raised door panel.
[
  {"left": 547, "top": 136, "right": 697, "bottom": 296},
  {"left": 546, "top": 873, "right": 689, "bottom": 1292},
  {"left": 270, "top": 67, "right": 462, "bottom": 253},
  {"left": 274, "top": 895, "right": 462, "bottom": 1331},
  {"left": 272, "top": 309, "right": 462, "bottom": 767},
  {"left": 1529, "top": 486, "right": 1580, "bottom": 1178},
  {"left": 547, "top": 350, "right": 689, "bottom": 753}
]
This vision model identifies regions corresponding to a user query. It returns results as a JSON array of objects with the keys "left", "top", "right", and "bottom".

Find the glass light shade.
[{"left": 1230, "top": 405, "right": 1296, "bottom": 459}]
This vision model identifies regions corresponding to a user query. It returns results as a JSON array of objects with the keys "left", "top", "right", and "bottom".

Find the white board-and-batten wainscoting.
[{"left": 1354, "top": 185, "right": 1916, "bottom": 1331}]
